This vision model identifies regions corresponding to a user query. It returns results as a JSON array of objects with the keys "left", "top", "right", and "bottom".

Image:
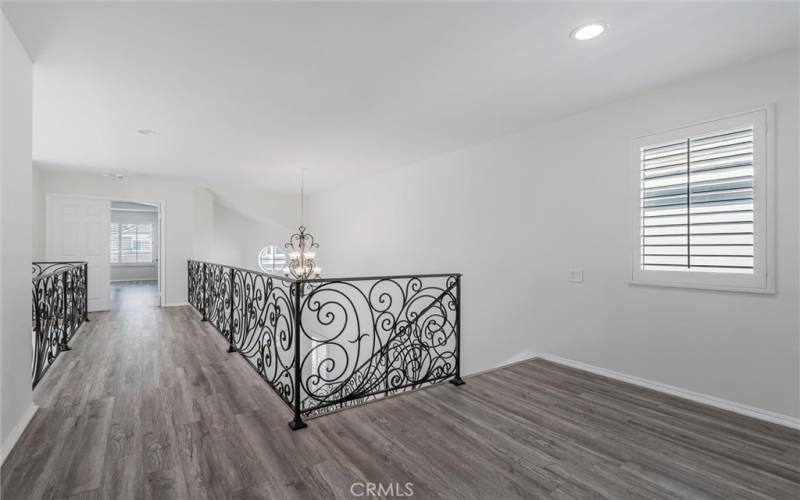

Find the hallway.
[
  {"left": 3, "top": 299, "right": 799, "bottom": 498},
  {"left": 111, "top": 281, "right": 160, "bottom": 311}
]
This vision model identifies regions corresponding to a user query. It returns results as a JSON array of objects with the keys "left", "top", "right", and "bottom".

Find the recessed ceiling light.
[
  {"left": 137, "top": 129, "right": 157, "bottom": 136},
  {"left": 571, "top": 22, "right": 607, "bottom": 41}
]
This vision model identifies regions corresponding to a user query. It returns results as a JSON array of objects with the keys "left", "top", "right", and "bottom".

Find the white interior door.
[{"left": 46, "top": 195, "right": 111, "bottom": 312}]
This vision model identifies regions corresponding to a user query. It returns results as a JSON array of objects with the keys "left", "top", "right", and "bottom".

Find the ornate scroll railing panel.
[
  {"left": 187, "top": 260, "right": 462, "bottom": 430},
  {"left": 188, "top": 260, "right": 204, "bottom": 311},
  {"left": 206, "top": 263, "right": 232, "bottom": 336},
  {"left": 298, "top": 275, "right": 460, "bottom": 417},
  {"left": 230, "top": 269, "right": 297, "bottom": 406},
  {"left": 31, "top": 262, "right": 89, "bottom": 387}
]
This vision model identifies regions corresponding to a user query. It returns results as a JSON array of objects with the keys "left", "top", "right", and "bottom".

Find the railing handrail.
[
  {"left": 32, "top": 261, "right": 89, "bottom": 282},
  {"left": 299, "top": 272, "right": 462, "bottom": 283},
  {"left": 187, "top": 259, "right": 294, "bottom": 283},
  {"left": 188, "top": 258, "right": 461, "bottom": 284},
  {"left": 32, "top": 261, "right": 89, "bottom": 263}
]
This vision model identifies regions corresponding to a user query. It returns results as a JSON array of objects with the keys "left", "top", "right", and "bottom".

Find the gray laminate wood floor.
[
  {"left": 110, "top": 281, "right": 160, "bottom": 311},
  {"left": 2, "top": 301, "right": 799, "bottom": 499}
]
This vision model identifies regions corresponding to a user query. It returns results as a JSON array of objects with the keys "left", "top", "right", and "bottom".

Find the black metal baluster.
[
  {"left": 32, "top": 285, "right": 42, "bottom": 386},
  {"left": 450, "top": 275, "right": 464, "bottom": 386},
  {"left": 202, "top": 262, "right": 208, "bottom": 321},
  {"left": 70, "top": 268, "right": 77, "bottom": 338},
  {"left": 58, "top": 271, "right": 71, "bottom": 352},
  {"left": 289, "top": 282, "right": 307, "bottom": 430},
  {"left": 83, "top": 263, "right": 89, "bottom": 322},
  {"left": 227, "top": 267, "right": 236, "bottom": 353}
]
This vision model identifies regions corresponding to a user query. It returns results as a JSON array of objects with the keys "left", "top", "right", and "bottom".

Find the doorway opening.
[{"left": 110, "top": 200, "right": 161, "bottom": 311}]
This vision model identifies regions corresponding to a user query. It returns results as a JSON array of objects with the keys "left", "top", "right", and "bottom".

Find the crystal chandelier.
[{"left": 283, "top": 170, "right": 321, "bottom": 279}]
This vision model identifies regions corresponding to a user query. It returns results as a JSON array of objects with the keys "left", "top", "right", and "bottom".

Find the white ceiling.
[{"left": 3, "top": 1, "right": 798, "bottom": 193}]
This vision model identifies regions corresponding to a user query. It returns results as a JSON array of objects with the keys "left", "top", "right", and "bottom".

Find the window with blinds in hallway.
[
  {"left": 110, "top": 223, "right": 154, "bottom": 264},
  {"left": 632, "top": 109, "right": 773, "bottom": 293}
]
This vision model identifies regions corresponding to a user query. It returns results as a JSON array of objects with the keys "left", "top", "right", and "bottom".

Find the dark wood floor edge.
[
  {"left": 0, "top": 402, "right": 39, "bottom": 467},
  {"left": 524, "top": 353, "right": 800, "bottom": 432}
]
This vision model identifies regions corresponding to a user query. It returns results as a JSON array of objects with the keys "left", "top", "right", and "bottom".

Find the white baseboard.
[
  {"left": 534, "top": 353, "right": 799, "bottom": 430},
  {"left": 1, "top": 403, "right": 38, "bottom": 466},
  {"left": 465, "top": 350, "right": 539, "bottom": 379},
  {"left": 162, "top": 302, "right": 189, "bottom": 308}
]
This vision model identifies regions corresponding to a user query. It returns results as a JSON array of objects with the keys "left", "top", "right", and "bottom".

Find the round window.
[{"left": 258, "top": 245, "right": 287, "bottom": 273}]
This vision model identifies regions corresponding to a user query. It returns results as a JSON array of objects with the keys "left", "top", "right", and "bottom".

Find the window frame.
[
  {"left": 110, "top": 222, "right": 155, "bottom": 265},
  {"left": 630, "top": 107, "right": 775, "bottom": 294},
  {"left": 258, "top": 245, "right": 287, "bottom": 274}
]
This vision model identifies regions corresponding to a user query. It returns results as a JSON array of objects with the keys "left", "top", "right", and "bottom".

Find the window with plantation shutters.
[
  {"left": 632, "top": 109, "right": 773, "bottom": 293},
  {"left": 110, "top": 223, "right": 154, "bottom": 264}
]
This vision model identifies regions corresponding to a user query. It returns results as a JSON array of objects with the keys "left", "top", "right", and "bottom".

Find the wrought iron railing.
[
  {"left": 188, "top": 260, "right": 463, "bottom": 430},
  {"left": 31, "top": 262, "right": 89, "bottom": 387}
]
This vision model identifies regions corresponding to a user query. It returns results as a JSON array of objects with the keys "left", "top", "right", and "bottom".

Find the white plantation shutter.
[
  {"left": 110, "top": 223, "right": 121, "bottom": 263},
  {"left": 632, "top": 109, "right": 773, "bottom": 293},
  {"left": 111, "top": 223, "right": 154, "bottom": 263},
  {"left": 641, "top": 127, "right": 754, "bottom": 273}
]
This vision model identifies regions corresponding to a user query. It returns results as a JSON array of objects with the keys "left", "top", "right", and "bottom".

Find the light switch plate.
[{"left": 568, "top": 269, "right": 584, "bottom": 283}]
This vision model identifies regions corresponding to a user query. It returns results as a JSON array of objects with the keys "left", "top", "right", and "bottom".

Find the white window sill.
[{"left": 630, "top": 273, "right": 774, "bottom": 294}]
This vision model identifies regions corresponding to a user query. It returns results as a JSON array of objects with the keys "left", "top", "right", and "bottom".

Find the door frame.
[{"left": 45, "top": 193, "right": 167, "bottom": 307}]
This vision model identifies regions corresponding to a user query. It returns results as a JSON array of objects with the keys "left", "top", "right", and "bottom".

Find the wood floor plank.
[
  {"left": 62, "top": 397, "right": 114, "bottom": 496},
  {"left": 3, "top": 281, "right": 798, "bottom": 500},
  {"left": 144, "top": 465, "right": 189, "bottom": 500},
  {"left": 99, "top": 454, "right": 144, "bottom": 500}
]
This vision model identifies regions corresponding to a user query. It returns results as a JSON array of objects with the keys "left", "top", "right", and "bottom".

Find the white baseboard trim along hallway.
[
  {"left": 1, "top": 403, "right": 38, "bottom": 466},
  {"left": 529, "top": 353, "right": 800, "bottom": 430}
]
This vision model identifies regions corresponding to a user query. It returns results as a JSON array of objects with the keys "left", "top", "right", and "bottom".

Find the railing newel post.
[
  {"left": 57, "top": 271, "right": 72, "bottom": 352},
  {"left": 32, "top": 284, "right": 42, "bottom": 386},
  {"left": 70, "top": 268, "right": 77, "bottom": 338},
  {"left": 227, "top": 267, "right": 236, "bottom": 353},
  {"left": 289, "top": 281, "right": 307, "bottom": 430},
  {"left": 201, "top": 262, "right": 208, "bottom": 321},
  {"left": 83, "top": 263, "right": 89, "bottom": 322},
  {"left": 450, "top": 275, "right": 464, "bottom": 386}
]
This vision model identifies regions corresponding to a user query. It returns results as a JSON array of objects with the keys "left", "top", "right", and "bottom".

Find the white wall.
[
  {"left": 309, "top": 50, "right": 800, "bottom": 419},
  {"left": 36, "top": 171, "right": 195, "bottom": 305},
  {"left": 1, "top": 13, "right": 34, "bottom": 454},
  {"left": 31, "top": 163, "right": 43, "bottom": 260},
  {"left": 212, "top": 200, "right": 291, "bottom": 272},
  {"left": 211, "top": 184, "right": 298, "bottom": 229},
  {"left": 193, "top": 186, "right": 214, "bottom": 262}
]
